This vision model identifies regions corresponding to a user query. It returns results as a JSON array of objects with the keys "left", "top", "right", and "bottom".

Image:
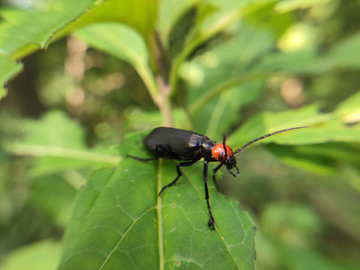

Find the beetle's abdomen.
[{"left": 144, "top": 127, "right": 215, "bottom": 161}]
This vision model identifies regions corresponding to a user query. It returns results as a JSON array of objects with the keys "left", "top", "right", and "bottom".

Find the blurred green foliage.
[{"left": 1, "top": 0, "right": 360, "bottom": 269}]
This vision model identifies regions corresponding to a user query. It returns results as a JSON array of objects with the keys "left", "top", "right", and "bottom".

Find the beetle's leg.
[
  {"left": 203, "top": 161, "right": 215, "bottom": 230},
  {"left": 126, "top": 155, "right": 157, "bottom": 161},
  {"left": 154, "top": 144, "right": 178, "bottom": 159},
  {"left": 212, "top": 163, "right": 223, "bottom": 192},
  {"left": 126, "top": 143, "right": 174, "bottom": 161},
  {"left": 158, "top": 159, "right": 198, "bottom": 196}
]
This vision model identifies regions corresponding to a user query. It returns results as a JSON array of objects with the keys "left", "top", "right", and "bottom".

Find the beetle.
[{"left": 127, "top": 126, "right": 308, "bottom": 229}]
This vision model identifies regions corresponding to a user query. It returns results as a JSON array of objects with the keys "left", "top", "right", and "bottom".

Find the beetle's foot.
[{"left": 208, "top": 218, "right": 215, "bottom": 230}]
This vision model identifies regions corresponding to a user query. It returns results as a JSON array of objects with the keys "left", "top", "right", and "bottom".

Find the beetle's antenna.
[
  {"left": 233, "top": 126, "right": 309, "bottom": 154},
  {"left": 222, "top": 134, "right": 227, "bottom": 159}
]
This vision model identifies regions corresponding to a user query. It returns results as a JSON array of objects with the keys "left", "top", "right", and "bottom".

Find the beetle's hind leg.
[
  {"left": 126, "top": 155, "right": 157, "bottom": 161},
  {"left": 126, "top": 143, "right": 168, "bottom": 161},
  {"left": 158, "top": 159, "right": 198, "bottom": 196}
]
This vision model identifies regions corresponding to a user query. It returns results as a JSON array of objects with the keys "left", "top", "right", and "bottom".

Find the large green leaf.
[{"left": 58, "top": 133, "right": 256, "bottom": 270}]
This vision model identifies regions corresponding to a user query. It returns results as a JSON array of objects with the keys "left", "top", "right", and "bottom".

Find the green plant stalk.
[{"left": 135, "top": 63, "right": 173, "bottom": 126}]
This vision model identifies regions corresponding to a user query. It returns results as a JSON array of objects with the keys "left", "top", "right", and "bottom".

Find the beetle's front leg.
[
  {"left": 212, "top": 163, "right": 223, "bottom": 192},
  {"left": 203, "top": 161, "right": 215, "bottom": 230}
]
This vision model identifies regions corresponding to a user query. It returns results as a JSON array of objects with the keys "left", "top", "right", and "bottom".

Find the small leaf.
[
  {"left": 59, "top": 134, "right": 256, "bottom": 270},
  {"left": 0, "top": 53, "right": 23, "bottom": 99},
  {"left": 74, "top": 23, "right": 158, "bottom": 105},
  {"left": 74, "top": 23, "right": 148, "bottom": 68}
]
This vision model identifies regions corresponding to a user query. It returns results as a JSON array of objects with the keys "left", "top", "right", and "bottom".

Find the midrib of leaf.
[{"left": 157, "top": 159, "right": 165, "bottom": 270}]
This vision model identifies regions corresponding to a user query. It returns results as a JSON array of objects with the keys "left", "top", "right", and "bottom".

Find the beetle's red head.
[{"left": 211, "top": 138, "right": 240, "bottom": 177}]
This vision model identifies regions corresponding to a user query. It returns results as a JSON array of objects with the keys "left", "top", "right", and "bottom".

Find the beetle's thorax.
[
  {"left": 199, "top": 138, "right": 217, "bottom": 160},
  {"left": 211, "top": 143, "right": 233, "bottom": 162}
]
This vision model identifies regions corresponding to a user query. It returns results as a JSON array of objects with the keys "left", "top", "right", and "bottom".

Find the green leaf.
[
  {"left": 28, "top": 175, "right": 77, "bottom": 227},
  {"left": 326, "top": 31, "right": 360, "bottom": 69},
  {"left": 74, "top": 23, "right": 158, "bottom": 106},
  {"left": 228, "top": 102, "right": 360, "bottom": 148},
  {"left": 265, "top": 144, "right": 338, "bottom": 175},
  {"left": 0, "top": 0, "right": 156, "bottom": 59},
  {"left": 169, "top": 0, "right": 278, "bottom": 95},
  {"left": 0, "top": 1, "right": 95, "bottom": 58},
  {"left": 58, "top": 134, "right": 256, "bottom": 270},
  {"left": 157, "top": 0, "right": 199, "bottom": 44},
  {"left": 227, "top": 105, "right": 328, "bottom": 147},
  {"left": 7, "top": 110, "right": 120, "bottom": 176},
  {"left": 75, "top": 23, "right": 148, "bottom": 66},
  {"left": 334, "top": 90, "right": 360, "bottom": 122},
  {"left": 0, "top": 53, "right": 23, "bottom": 99},
  {"left": 257, "top": 49, "right": 328, "bottom": 74},
  {"left": 2, "top": 240, "right": 61, "bottom": 270}
]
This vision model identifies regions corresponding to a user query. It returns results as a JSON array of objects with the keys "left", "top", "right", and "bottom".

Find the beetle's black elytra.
[{"left": 127, "top": 126, "right": 308, "bottom": 229}]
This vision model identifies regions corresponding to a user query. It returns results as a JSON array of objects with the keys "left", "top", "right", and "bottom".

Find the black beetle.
[{"left": 127, "top": 126, "right": 308, "bottom": 229}]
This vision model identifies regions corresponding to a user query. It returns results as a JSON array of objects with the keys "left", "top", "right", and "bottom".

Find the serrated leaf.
[
  {"left": 0, "top": 0, "right": 156, "bottom": 59},
  {"left": 0, "top": 1, "right": 95, "bottom": 58},
  {"left": 59, "top": 134, "right": 256, "bottom": 270}
]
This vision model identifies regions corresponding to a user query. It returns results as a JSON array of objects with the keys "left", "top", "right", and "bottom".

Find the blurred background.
[{"left": 0, "top": 0, "right": 360, "bottom": 269}]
